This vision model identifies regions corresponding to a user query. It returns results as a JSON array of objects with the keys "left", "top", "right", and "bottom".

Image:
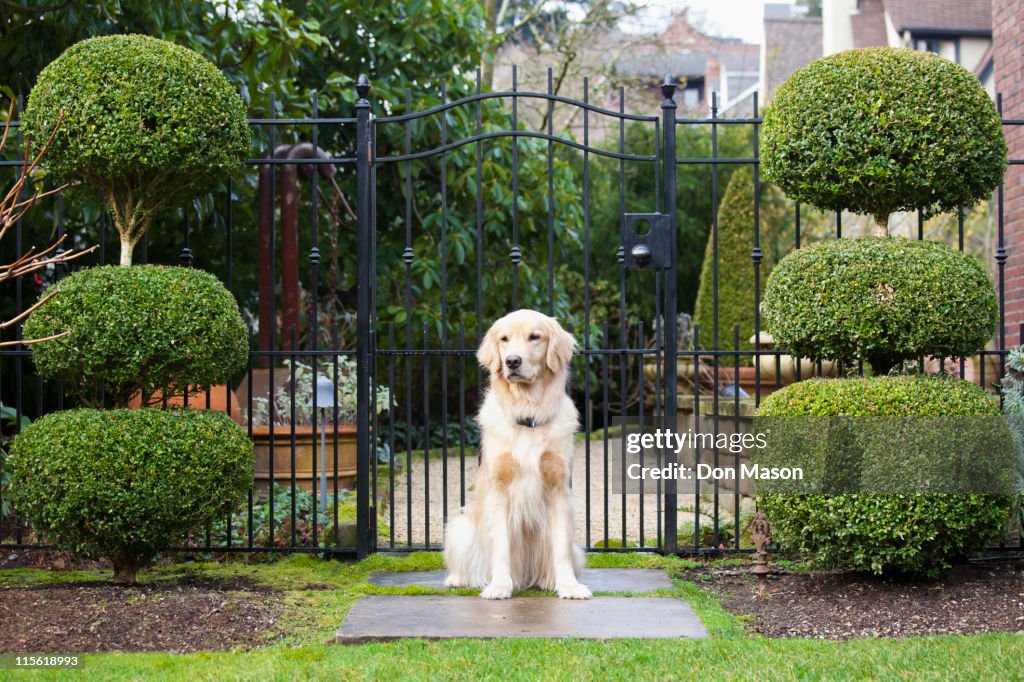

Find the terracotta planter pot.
[
  {"left": 127, "top": 385, "right": 244, "bottom": 424},
  {"left": 252, "top": 423, "right": 357, "bottom": 493}
]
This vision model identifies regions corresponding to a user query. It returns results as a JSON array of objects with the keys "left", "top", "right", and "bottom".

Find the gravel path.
[{"left": 380, "top": 440, "right": 753, "bottom": 548}]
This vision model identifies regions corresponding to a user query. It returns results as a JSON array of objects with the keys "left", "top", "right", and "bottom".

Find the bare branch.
[
  {"left": 0, "top": 330, "right": 70, "bottom": 347},
  {"left": 0, "top": 287, "right": 60, "bottom": 329}
]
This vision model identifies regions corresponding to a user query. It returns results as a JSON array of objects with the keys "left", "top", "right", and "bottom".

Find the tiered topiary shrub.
[
  {"left": 21, "top": 34, "right": 250, "bottom": 265},
  {"left": 24, "top": 265, "right": 249, "bottom": 407},
  {"left": 16, "top": 265, "right": 251, "bottom": 582},
  {"left": 693, "top": 166, "right": 788, "bottom": 361},
  {"left": 7, "top": 408, "right": 253, "bottom": 583},
  {"left": 761, "top": 47, "right": 1006, "bottom": 235},
  {"left": 763, "top": 237, "right": 998, "bottom": 375},
  {"left": 756, "top": 46, "right": 1011, "bottom": 576},
  {"left": 755, "top": 376, "right": 1014, "bottom": 576},
  {"left": 9, "top": 37, "right": 253, "bottom": 583}
]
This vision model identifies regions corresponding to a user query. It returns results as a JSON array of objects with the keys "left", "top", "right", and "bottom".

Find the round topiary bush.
[
  {"left": 21, "top": 34, "right": 250, "bottom": 265},
  {"left": 7, "top": 407, "right": 253, "bottom": 582},
  {"left": 762, "top": 237, "right": 997, "bottom": 374},
  {"left": 24, "top": 265, "right": 248, "bottom": 407},
  {"left": 754, "top": 375, "right": 1013, "bottom": 577},
  {"left": 761, "top": 47, "right": 1006, "bottom": 233}
]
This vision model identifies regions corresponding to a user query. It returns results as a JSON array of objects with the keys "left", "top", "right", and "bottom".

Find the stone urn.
[{"left": 750, "top": 332, "right": 837, "bottom": 384}]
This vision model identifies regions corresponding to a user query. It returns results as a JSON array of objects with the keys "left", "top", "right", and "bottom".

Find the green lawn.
[{"left": 2, "top": 553, "right": 1021, "bottom": 681}]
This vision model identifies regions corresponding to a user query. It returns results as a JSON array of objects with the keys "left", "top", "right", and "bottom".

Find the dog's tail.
[{"left": 443, "top": 512, "right": 490, "bottom": 589}]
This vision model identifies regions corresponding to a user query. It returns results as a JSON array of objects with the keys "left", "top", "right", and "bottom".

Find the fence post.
[
  {"left": 661, "top": 76, "right": 679, "bottom": 555},
  {"left": 355, "top": 74, "right": 373, "bottom": 560}
]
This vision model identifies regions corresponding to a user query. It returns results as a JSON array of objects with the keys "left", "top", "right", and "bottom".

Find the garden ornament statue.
[{"left": 748, "top": 509, "right": 771, "bottom": 577}]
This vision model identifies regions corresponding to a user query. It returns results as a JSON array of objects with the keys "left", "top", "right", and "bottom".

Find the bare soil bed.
[
  {"left": 0, "top": 556, "right": 284, "bottom": 653},
  {"left": 683, "top": 560, "right": 1024, "bottom": 640}
]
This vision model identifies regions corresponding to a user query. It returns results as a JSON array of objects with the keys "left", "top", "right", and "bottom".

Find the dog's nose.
[{"left": 505, "top": 355, "right": 522, "bottom": 370}]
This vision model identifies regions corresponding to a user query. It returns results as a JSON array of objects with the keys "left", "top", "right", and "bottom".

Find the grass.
[{"left": 3, "top": 553, "right": 1023, "bottom": 681}]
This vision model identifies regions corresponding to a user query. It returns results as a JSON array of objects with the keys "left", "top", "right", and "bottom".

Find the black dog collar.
[{"left": 516, "top": 416, "right": 541, "bottom": 428}]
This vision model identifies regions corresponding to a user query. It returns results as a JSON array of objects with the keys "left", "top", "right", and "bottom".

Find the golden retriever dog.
[{"left": 443, "top": 309, "right": 591, "bottom": 600}]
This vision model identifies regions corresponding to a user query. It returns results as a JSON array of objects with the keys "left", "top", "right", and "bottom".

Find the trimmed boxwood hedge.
[
  {"left": 762, "top": 237, "right": 997, "bottom": 374},
  {"left": 7, "top": 408, "right": 253, "bottom": 583},
  {"left": 21, "top": 34, "right": 250, "bottom": 265},
  {"left": 754, "top": 375, "right": 1013, "bottom": 577},
  {"left": 760, "top": 47, "right": 1006, "bottom": 231},
  {"left": 693, "top": 166, "right": 788, "bottom": 361},
  {"left": 24, "top": 265, "right": 248, "bottom": 407}
]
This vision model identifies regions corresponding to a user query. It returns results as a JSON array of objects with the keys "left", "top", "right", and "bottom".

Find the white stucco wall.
[{"left": 823, "top": 0, "right": 857, "bottom": 54}]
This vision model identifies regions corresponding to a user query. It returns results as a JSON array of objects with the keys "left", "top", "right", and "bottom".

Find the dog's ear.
[
  {"left": 545, "top": 317, "right": 577, "bottom": 374},
  {"left": 477, "top": 324, "right": 503, "bottom": 376}
]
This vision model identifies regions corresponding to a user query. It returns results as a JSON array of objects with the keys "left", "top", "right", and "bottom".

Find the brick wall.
[{"left": 994, "top": 0, "right": 1024, "bottom": 346}]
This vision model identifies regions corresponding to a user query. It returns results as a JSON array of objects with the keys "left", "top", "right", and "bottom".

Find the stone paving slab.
[
  {"left": 337, "top": 596, "right": 708, "bottom": 642},
  {"left": 367, "top": 568, "right": 675, "bottom": 593}
]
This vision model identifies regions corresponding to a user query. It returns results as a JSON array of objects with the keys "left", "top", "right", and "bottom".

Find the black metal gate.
[{"left": 359, "top": 72, "right": 680, "bottom": 557}]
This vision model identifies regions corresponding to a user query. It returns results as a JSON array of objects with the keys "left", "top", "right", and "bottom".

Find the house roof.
[
  {"left": 883, "top": 0, "right": 992, "bottom": 34},
  {"left": 763, "top": 16, "right": 822, "bottom": 101},
  {"left": 851, "top": 0, "right": 888, "bottom": 47},
  {"left": 613, "top": 47, "right": 759, "bottom": 81}
]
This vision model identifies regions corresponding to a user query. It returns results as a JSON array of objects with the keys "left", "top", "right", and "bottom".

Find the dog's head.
[{"left": 477, "top": 309, "right": 576, "bottom": 384}]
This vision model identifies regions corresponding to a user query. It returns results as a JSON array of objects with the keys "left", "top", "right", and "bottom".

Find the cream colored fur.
[{"left": 443, "top": 309, "right": 590, "bottom": 600}]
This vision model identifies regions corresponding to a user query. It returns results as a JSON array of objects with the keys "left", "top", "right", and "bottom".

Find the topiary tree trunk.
[
  {"left": 108, "top": 195, "right": 150, "bottom": 267},
  {"left": 111, "top": 549, "right": 147, "bottom": 584},
  {"left": 874, "top": 214, "right": 890, "bottom": 237}
]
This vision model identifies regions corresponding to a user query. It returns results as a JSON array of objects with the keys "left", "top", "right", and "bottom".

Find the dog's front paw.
[
  {"left": 557, "top": 582, "right": 592, "bottom": 600},
  {"left": 444, "top": 573, "right": 465, "bottom": 588},
  {"left": 479, "top": 580, "right": 513, "bottom": 600}
]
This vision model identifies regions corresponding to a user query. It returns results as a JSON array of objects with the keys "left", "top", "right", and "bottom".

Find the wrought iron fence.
[{"left": 1, "top": 70, "right": 1022, "bottom": 560}]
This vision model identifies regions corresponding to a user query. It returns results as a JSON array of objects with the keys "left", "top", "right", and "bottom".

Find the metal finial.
[
  {"left": 660, "top": 75, "right": 677, "bottom": 100},
  {"left": 356, "top": 74, "right": 371, "bottom": 101}
]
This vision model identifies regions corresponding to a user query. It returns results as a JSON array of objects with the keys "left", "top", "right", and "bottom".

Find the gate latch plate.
[{"left": 622, "top": 213, "right": 672, "bottom": 270}]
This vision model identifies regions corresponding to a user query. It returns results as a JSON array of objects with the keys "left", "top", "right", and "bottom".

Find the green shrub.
[
  {"left": 24, "top": 265, "right": 248, "bottom": 407},
  {"left": 21, "top": 34, "right": 250, "bottom": 265},
  {"left": 693, "top": 166, "right": 788, "bottom": 360},
  {"left": 755, "top": 375, "right": 1013, "bottom": 577},
  {"left": 763, "top": 237, "right": 997, "bottom": 374},
  {"left": 761, "top": 47, "right": 1006, "bottom": 232},
  {"left": 7, "top": 408, "right": 253, "bottom": 582}
]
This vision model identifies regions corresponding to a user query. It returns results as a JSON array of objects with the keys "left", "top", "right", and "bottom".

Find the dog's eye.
[
  {"left": 529, "top": 333, "right": 540, "bottom": 341},
  {"left": 500, "top": 335, "right": 508, "bottom": 343}
]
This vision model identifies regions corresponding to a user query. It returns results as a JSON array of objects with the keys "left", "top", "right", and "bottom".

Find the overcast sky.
[{"left": 622, "top": 0, "right": 774, "bottom": 44}]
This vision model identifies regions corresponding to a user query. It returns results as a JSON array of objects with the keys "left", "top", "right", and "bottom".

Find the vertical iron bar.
[
  {"left": 459, "top": 323, "right": 467, "bottom": 508},
  {"left": 661, "top": 77, "right": 678, "bottom": 554},
  {"left": 388, "top": 323, "right": 397, "bottom": 548},
  {"left": 710, "top": 91, "right": 721, "bottom": 549},
  {"left": 440, "top": 78, "right": 449, "bottom": 529},
  {"left": 511, "top": 66, "right": 520, "bottom": 308},
  {"left": 547, "top": 68, "right": 556, "bottom": 314},
  {"left": 602, "top": 320, "right": 610, "bottom": 549},
  {"left": 997, "top": 94, "right": 1007, "bottom": 351},
  {"left": 404, "top": 88, "right": 415, "bottom": 547},
  {"left": 583, "top": 75, "right": 592, "bottom": 550},
  {"left": 310, "top": 91, "right": 321, "bottom": 546},
  {"left": 354, "top": 75, "right": 373, "bottom": 559},
  {"left": 423, "top": 323, "right": 431, "bottom": 547},
  {"left": 752, "top": 92, "right": 763, "bottom": 409}
]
